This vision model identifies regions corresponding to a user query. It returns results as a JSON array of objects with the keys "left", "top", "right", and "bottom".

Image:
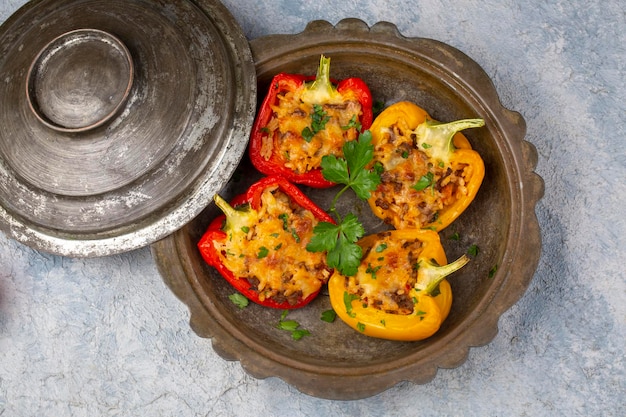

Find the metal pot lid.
[{"left": 0, "top": 0, "right": 257, "bottom": 257}]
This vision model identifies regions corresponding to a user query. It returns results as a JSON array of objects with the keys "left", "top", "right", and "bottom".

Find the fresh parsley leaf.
[
  {"left": 351, "top": 169, "right": 382, "bottom": 201},
  {"left": 344, "top": 130, "right": 374, "bottom": 176},
  {"left": 326, "top": 230, "right": 363, "bottom": 277},
  {"left": 306, "top": 222, "right": 340, "bottom": 252},
  {"left": 277, "top": 320, "right": 300, "bottom": 332},
  {"left": 307, "top": 214, "right": 364, "bottom": 276},
  {"left": 320, "top": 309, "right": 337, "bottom": 323},
  {"left": 319, "top": 154, "right": 349, "bottom": 184},
  {"left": 337, "top": 212, "right": 365, "bottom": 243},
  {"left": 310, "top": 130, "right": 382, "bottom": 277},
  {"left": 228, "top": 293, "right": 249, "bottom": 309},
  {"left": 320, "top": 131, "right": 381, "bottom": 200}
]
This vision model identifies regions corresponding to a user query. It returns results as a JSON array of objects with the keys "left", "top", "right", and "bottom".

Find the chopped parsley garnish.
[
  {"left": 343, "top": 291, "right": 360, "bottom": 318},
  {"left": 257, "top": 246, "right": 269, "bottom": 259},
  {"left": 302, "top": 104, "right": 330, "bottom": 142},
  {"left": 468, "top": 244, "right": 480, "bottom": 257},
  {"left": 341, "top": 115, "right": 362, "bottom": 131},
  {"left": 277, "top": 310, "right": 310, "bottom": 340},
  {"left": 366, "top": 263, "right": 382, "bottom": 279},
  {"left": 290, "top": 228, "right": 301, "bottom": 243},
  {"left": 228, "top": 293, "right": 249, "bottom": 309},
  {"left": 489, "top": 264, "right": 498, "bottom": 278},
  {"left": 412, "top": 171, "right": 435, "bottom": 191},
  {"left": 278, "top": 213, "right": 289, "bottom": 230},
  {"left": 320, "top": 309, "right": 337, "bottom": 323},
  {"left": 278, "top": 213, "right": 301, "bottom": 243}
]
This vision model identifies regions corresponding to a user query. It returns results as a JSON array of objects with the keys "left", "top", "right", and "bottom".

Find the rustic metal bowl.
[{"left": 152, "top": 19, "right": 544, "bottom": 400}]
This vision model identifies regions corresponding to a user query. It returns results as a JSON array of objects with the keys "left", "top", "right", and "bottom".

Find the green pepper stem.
[
  {"left": 413, "top": 118, "right": 485, "bottom": 165},
  {"left": 300, "top": 55, "right": 342, "bottom": 105},
  {"left": 213, "top": 194, "right": 258, "bottom": 233},
  {"left": 416, "top": 254, "right": 470, "bottom": 295}
]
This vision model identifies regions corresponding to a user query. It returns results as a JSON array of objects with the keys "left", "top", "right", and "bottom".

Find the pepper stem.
[
  {"left": 300, "top": 55, "right": 342, "bottom": 105},
  {"left": 213, "top": 194, "right": 258, "bottom": 233},
  {"left": 413, "top": 118, "right": 485, "bottom": 165},
  {"left": 415, "top": 254, "right": 470, "bottom": 295}
]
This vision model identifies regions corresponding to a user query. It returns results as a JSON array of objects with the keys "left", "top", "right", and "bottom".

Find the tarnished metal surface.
[
  {"left": 152, "top": 19, "right": 544, "bottom": 399},
  {"left": 26, "top": 29, "right": 134, "bottom": 132},
  {"left": 0, "top": 0, "right": 257, "bottom": 256}
]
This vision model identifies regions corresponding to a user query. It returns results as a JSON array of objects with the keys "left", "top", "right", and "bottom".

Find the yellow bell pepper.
[
  {"left": 367, "top": 101, "right": 485, "bottom": 231},
  {"left": 328, "top": 229, "right": 469, "bottom": 341}
]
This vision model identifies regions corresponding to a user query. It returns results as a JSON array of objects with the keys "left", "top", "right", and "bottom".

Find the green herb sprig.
[
  {"left": 306, "top": 130, "right": 382, "bottom": 276},
  {"left": 277, "top": 310, "right": 310, "bottom": 340}
]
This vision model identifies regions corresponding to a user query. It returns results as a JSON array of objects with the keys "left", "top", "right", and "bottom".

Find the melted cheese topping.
[
  {"left": 261, "top": 88, "right": 363, "bottom": 174},
  {"left": 345, "top": 233, "right": 423, "bottom": 315},
  {"left": 213, "top": 187, "right": 330, "bottom": 305},
  {"left": 371, "top": 123, "right": 472, "bottom": 229}
]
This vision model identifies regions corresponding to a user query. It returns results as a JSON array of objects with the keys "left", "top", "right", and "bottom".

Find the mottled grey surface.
[{"left": 1, "top": 0, "right": 624, "bottom": 416}]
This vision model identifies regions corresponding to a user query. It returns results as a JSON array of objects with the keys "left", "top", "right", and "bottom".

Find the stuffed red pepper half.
[
  {"left": 198, "top": 175, "right": 336, "bottom": 309},
  {"left": 249, "top": 55, "right": 373, "bottom": 188}
]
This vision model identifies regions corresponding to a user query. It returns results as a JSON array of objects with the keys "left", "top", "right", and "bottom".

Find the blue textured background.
[{"left": 1, "top": 0, "right": 624, "bottom": 415}]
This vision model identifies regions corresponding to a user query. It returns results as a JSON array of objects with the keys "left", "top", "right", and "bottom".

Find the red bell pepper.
[
  {"left": 197, "top": 175, "right": 336, "bottom": 309},
  {"left": 249, "top": 55, "right": 373, "bottom": 188}
]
